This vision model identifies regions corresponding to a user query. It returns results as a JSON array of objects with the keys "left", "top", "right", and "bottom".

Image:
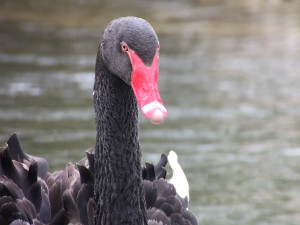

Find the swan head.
[{"left": 100, "top": 17, "right": 167, "bottom": 124}]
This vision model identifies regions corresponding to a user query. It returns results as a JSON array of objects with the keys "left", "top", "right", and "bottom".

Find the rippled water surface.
[{"left": 1, "top": 1, "right": 300, "bottom": 224}]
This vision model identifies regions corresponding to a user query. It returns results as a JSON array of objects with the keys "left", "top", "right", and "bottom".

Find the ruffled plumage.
[{"left": 0, "top": 133, "right": 198, "bottom": 225}]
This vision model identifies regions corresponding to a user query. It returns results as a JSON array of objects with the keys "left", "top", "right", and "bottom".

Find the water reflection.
[{"left": 1, "top": 1, "right": 300, "bottom": 224}]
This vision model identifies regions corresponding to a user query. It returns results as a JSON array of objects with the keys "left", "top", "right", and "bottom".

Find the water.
[{"left": 1, "top": 1, "right": 300, "bottom": 224}]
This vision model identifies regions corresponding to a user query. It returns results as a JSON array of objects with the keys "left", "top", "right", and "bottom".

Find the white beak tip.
[
  {"left": 150, "top": 109, "right": 167, "bottom": 124},
  {"left": 141, "top": 101, "right": 167, "bottom": 124}
]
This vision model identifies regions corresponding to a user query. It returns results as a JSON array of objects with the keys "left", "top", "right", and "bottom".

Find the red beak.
[{"left": 128, "top": 49, "right": 167, "bottom": 124}]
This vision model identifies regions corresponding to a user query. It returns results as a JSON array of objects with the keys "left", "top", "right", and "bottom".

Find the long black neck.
[{"left": 93, "top": 48, "right": 147, "bottom": 225}]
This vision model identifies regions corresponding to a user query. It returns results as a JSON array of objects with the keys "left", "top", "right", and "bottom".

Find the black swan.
[{"left": 0, "top": 17, "right": 198, "bottom": 225}]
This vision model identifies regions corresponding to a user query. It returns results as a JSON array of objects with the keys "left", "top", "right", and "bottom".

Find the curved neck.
[{"left": 93, "top": 49, "right": 147, "bottom": 225}]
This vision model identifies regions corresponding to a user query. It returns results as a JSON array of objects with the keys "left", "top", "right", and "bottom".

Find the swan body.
[{"left": 0, "top": 133, "right": 198, "bottom": 225}]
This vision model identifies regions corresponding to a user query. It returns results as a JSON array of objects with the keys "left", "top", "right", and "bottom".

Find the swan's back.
[{"left": 0, "top": 133, "right": 198, "bottom": 225}]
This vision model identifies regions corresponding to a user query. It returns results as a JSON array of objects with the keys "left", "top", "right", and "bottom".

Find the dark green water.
[{"left": 1, "top": 1, "right": 300, "bottom": 224}]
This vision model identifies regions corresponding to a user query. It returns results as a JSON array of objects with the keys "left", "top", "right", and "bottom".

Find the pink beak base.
[{"left": 129, "top": 49, "right": 167, "bottom": 124}]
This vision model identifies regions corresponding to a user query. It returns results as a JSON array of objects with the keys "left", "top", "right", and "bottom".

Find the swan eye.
[
  {"left": 121, "top": 42, "right": 129, "bottom": 52},
  {"left": 157, "top": 42, "right": 160, "bottom": 50}
]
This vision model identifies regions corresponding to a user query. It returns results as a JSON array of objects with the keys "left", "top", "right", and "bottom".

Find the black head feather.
[{"left": 101, "top": 17, "right": 159, "bottom": 84}]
